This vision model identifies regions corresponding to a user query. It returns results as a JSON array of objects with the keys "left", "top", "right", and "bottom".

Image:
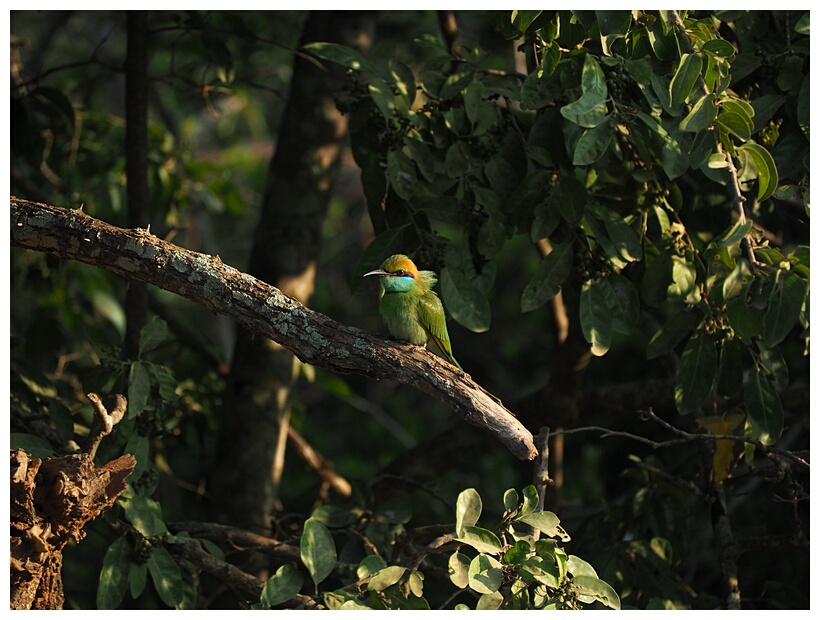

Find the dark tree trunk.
[{"left": 210, "top": 11, "right": 375, "bottom": 531}]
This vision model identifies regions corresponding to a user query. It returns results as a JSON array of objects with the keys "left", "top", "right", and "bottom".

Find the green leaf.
[
  {"left": 764, "top": 269, "right": 807, "bottom": 346},
  {"left": 722, "top": 257, "right": 753, "bottom": 302},
  {"left": 457, "top": 526, "right": 503, "bottom": 554},
  {"left": 405, "top": 139, "right": 435, "bottom": 183},
  {"left": 600, "top": 273, "right": 640, "bottom": 334},
  {"left": 468, "top": 554, "right": 503, "bottom": 594},
  {"left": 670, "top": 53, "right": 703, "bottom": 106},
  {"left": 716, "top": 338, "right": 744, "bottom": 398},
  {"left": 439, "top": 266, "right": 491, "bottom": 333},
  {"left": 139, "top": 316, "right": 168, "bottom": 354},
  {"left": 123, "top": 432, "right": 150, "bottom": 482},
  {"left": 300, "top": 518, "right": 337, "bottom": 588},
  {"left": 597, "top": 11, "right": 632, "bottom": 56},
  {"left": 476, "top": 590, "right": 504, "bottom": 610},
  {"left": 368, "top": 77, "right": 395, "bottom": 120},
  {"left": 386, "top": 149, "right": 417, "bottom": 200},
  {"left": 389, "top": 59, "right": 416, "bottom": 110},
  {"left": 121, "top": 493, "right": 168, "bottom": 537},
  {"left": 751, "top": 94, "right": 788, "bottom": 132},
  {"left": 511, "top": 10, "right": 543, "bottom": 34},
  {"left": 356, "top": 555, "right": 388, "bottom": 580},
  {"left": 737, "top": 143, "right": 779, "bottom": 201},
  {"left": 638, "top": 112, "right": 687, "bottom": 179},
  {"left": 702, "top": 39, "right": 736, "bottom": 61},
  {"left": 647, "top": 310, "right": 698, "bottom": 359},
  {"left": 641, "top": 251, "right": 673, "bottom": 307},
  {"left": 717, "top": 110, "right": 752, "bottom": 141},
  {"left": 301, "top": 42, "right": 373, "bottom": 73},
  {"left": 127, "top": 361, "right": 152, "bottom": 418},
  {"left": 570, "top": 575, "right": 621, "bottom": 610},
  {"left": 520, "top": 485, "right": 539, "bottom": 517},
  {"left": 667, "top": 254, "right": 700, "bottom": 303},
  {"left": 519, "top": 511, "right": 570, "bottom": 542},
  {"left": 455, "top": 488, "right": 482, "bottom": 537},
  {"left": 90, "top": 289, "right": 125, "bottom": 337},
  {"left": 680, "top": 93, "right": 717, "bottom": 133},
  {"left": 10, "top": 433, "right": 56, "bottom": 459},
  {"left": 444, "top": 142, "right": 469, "bottom": 178},
  {"left": 97, "top": 535, "right": 132, "bottom": 610},
  {"left": 503, "top": 488, "right": 519, "bottom": 512},
  {"left": 440, "top": 66, "right": 475, "bottom": 100},
  {"left": 758, "top": 343, "right": 789, "bottom": 392},
  {"left": 744, "top": 365, "right": 784, "bottom": 445},
  {"left": 129, "top": 561, "right": 148, "bottom": 600},
  {"left": 519, "top": 556, "right": 561, "bottom": 588},
  {"left": 561, "top": 55, "right": 608, "bottom": 128},
  {"left": 521, "top": 67, "right": 559, "bottom": 110},
  {"left": 726, "top": 292, "right": 765, "bottom": 340},
  {"left": 407, "top": 570, "right": 425, "bottom": 598},
  {"left": 520, "top": 243, "right": 573, "bottom": 312},
  {"left": 675, "top": 329, "right": 717, "bottom": 413},
  {"left": 261, "top": 564, "right": 304, "bottom": 608},
  {"left": 580, "top": 279, "right": 612, "bottom": 356},
  {"left": 504, "top": 540, "right": 532, "bottom": 565},
  {"left": 147, "top": 545, "right": 184, "bottom": 608},
  {"left": 448, "top": 551, "right": 471, "bottom": 589},
  {"left": 595, "top": 208, "right": 643, "bottom": 264},
  {"left": 311, "top": 504, "right": 361, "bottom": 528},
  {"left": 567, "top": 554, "right": 598, "bottom": 578},
  {"left": 572, "top": 120, "right": 613, "bottom": 165},
  {"left": 367, "top": 566, "right": 407, "bottom": 591},
  {"left": 716, "top": 220, "right": 753, "bottom": 248}
]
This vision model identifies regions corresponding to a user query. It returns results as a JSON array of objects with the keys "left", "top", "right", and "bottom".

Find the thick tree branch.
[{"left": 10, "top": 197, "right": 537, "bottom": 461}]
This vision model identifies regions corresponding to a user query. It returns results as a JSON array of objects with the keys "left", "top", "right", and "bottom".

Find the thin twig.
[{"left": 553, "top": 409, "right": 809, "bottom": 469}]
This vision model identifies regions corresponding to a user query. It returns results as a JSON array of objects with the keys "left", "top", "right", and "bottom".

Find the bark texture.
[{"left": 10, "top": 449, "right": 135, "bottom": 609}]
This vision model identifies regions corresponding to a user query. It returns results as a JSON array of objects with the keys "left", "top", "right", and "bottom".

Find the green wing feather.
[{"left": 418, "top": 291, "right": 462, "bottom": 370}]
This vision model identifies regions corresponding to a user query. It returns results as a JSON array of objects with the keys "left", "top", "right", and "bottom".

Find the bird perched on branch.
[{"left": 364, "top": 254, "right": 462, "bottom": 370}]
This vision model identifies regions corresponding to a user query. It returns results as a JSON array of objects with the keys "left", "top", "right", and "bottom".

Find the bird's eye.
[{"left": 394, "top": 269, "right": 406, "bottom": 277}]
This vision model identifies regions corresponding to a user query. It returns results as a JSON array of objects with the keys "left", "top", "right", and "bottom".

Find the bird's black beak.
[{"left": 363, "top": 269, "right": 390, "bottom": 278}]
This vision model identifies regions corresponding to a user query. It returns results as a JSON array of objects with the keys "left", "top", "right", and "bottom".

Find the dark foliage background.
[{"left": 10, "top": 10, "right": 809, "bottom": 610}]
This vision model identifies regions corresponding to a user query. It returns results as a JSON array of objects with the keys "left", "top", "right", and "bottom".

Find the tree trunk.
[
  {"left": 10, "top": 449, "right": 135, "bottom": 609},
  {"left": 210, "top": 11, "right": 375, "bottom": 532}
]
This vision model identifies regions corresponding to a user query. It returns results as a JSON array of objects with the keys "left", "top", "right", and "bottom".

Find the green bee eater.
[{"left": 364, "top": 254, "right": 462, "bottom": 370}]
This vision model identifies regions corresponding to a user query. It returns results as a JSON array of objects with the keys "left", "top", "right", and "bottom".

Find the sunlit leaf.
[
  {"left": 261, "top": 564, "right": 304, "bottom": 608},
  {"left": 457, "top": 526, "right": 503, "bottom": 554},
  {"left": 738, "top": 143, "right": 779, "bottom": 201},
  {"left": 670, "top": 53, "right": 703, "bottom": 106},
  {"left": 455, "top": 488, "right": 482, "bottom": 537},
  {"left": 147, "top": 546, "right": 184, "bottom": 609},
  {"left": 561, "top": 55, "right": 608, "bottom": 128},
  {"left": 302, "top": 42, "right": 374, "bottom": 73},
  {"left": 367, "top": 566, "right": 407, "bottom": 591},
  {"left": 448, "top": 551, "right": 471, "bottom": 588},
  {"left": 301, "top": 518, "right": 337, "bottom": 588},
  {"left": 580, "top": 279, "right": 612, "bottom": 356},
  {"left": 468, "top": 554, "right": 503, "bottom": 594}
]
